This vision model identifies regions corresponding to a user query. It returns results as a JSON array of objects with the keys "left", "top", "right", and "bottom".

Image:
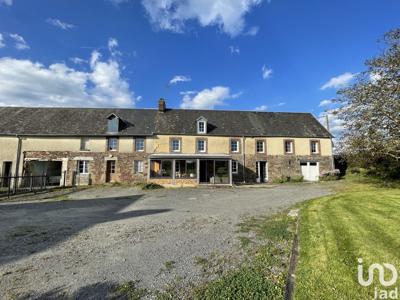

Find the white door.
[{"left": 301, "top": 162, "right": 319, "bottom": 181}]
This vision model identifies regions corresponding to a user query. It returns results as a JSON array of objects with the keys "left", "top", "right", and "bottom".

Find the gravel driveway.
[{"left": 0, "top": 184, "right": 332, "bottom": 299}]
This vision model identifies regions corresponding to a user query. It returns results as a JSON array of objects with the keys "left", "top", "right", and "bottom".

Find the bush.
[
  {"left": 272, "top": 176, "right": 289, "bottom": 184},
  {"left": 141, "top": 183, "right": 164, "bottom": 190},
  {"left": 290, "top": 175, "right": 304, "bottom": 182},
  {"left": 349, "top": 167, "right": 361, "bottom": 174},
  {"left": 319, "top": 169, "right": 340, "bottom": 181}
]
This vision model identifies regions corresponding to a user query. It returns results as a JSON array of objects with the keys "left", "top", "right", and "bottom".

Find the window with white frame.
[
  {"left": 135, "top": 138, "right": 145, "bottom": 152},
  {"left": 172, "top": 139, "right": 181, "bottom": 152},
  {"left": 231, "top": 140, "right": 240, "bottom": 153},
  {"left": 197, "top": 139, "right": 206, "bottom": 152},
  {"left": 78, "top": 160, "right": 89, "bottom": 174},
  {"left": 284, "top": 140, "right": 294, "bottom": 154},
  {"left": 232, "top": 160, "right": 238, "bottom": 174},
  {"left": 198, "top": 121, "right": 206, "bottom": 134},
  {"left": 108, "top": 137, "right": 118, "bottom": 151},
  {"left": 197, "top": 117, "right": 207, "bottom": 134},
  {"left": 134, "top": 160, "right": 144, "bottom": 173},
  {"left": 256, "top": 140, "right": 265, "bottom": 153},
  {"left": 80, "top": 137, "right": 90, "bottom": 151},
  {"left": 311, "top": 140, "right": 319, "bottom": 154}
]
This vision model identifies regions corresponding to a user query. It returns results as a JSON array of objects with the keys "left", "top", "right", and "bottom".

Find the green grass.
[
  {"left": 113, "top": 281, "right": 148, "bottom": 300},
  {"left": 194, "top": 213, "right": 296, "bottom": 299},
  {"left": 294, "top": 178, "right": 400, "bottom": 300}
]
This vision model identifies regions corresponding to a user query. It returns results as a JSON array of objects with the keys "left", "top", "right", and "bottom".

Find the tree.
[{"left": 336, "top": 29, "right": 400, "bottom": 177}]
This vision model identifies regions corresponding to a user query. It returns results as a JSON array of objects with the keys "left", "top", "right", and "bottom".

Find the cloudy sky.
[{"left": 0, "top": 0, "right": 399, "bottom": 135}]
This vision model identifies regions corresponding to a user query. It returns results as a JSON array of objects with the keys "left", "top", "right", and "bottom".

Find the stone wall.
[
  {"left": 149, "top": 178, "right": 198, "bottom": 187},
  {"left": 231, "top": 154, "right": 333, "bottom": 183},
  {"left": 23, "top": 151, "right": 148, "bottom": 186}
]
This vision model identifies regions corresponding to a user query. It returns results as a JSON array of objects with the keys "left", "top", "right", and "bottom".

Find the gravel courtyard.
[{"left": 0, "top": 184, "right": 332, "bottom": 299}]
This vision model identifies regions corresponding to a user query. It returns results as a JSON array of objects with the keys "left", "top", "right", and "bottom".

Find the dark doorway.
[
  {"left": 256, "top": 161, "right": 268, "bottom": 183},
  {"left": 200, "top": 160, "right": 214, "bottom": 183},
  {"left": 2, "top": 161, "right": 12, "bottom": 187},
  {"left": 106, "top": 160, "right": 116, "bottom": 183}
]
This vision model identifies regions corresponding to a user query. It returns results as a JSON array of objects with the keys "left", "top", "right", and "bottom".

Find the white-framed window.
[
  {"left": 197, "top": 139, "right": 206, "bottom": 152},
  {"left": 284, "top": 140, "right": 294, "bottom": 154},
  {"left": 134, "top": 160, "right": 144, "bottom": 173},
  {"left": 172, "top": 139, "right": 181, "bottom": 152},
  {"left": 198, "top": 121, "right": 206, "bottom": 134},
  {"left": 256, "top": 140, "right": 265, "bottom": 153},
  {"left": 135, "top": 138, "right": 145, "bottom": 152},
  {"left": 311, "top": 141, "right": 319, "bottom": 154},
  {"left": 232, "top": 160, "right": 238, "bottom": 174},
  {"left": 80, "top": 137, "right": 90, "bottom": 151},
  {"left": 231, "top": 140, "right": 239, "bottom": 153},
  {"left": 108, "top": 137, "right": 118, "bottom": 151},
  {"left": 78, "top": 160, "right": 89, "bottom": 174}
]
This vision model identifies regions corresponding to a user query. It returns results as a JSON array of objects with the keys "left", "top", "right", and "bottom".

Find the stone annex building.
[{"left": 0, "top": 99, "right": 334, "bottom": 187}]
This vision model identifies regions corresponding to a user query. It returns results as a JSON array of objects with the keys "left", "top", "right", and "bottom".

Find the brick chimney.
[{"left": 158, "top": 98, "right": 166, "bottom": 112}]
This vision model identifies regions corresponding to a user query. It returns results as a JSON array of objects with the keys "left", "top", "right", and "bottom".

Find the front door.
[
  {"left": 106, "top": 160, "right": 116, "bottom": 183},
  {"left": 2, "top": 161, "right": 12, "bottom": 187},
  {"left": 256, "top": 161, "right": 268, "bottom": 183}
]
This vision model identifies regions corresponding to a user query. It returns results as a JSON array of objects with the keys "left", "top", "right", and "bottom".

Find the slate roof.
[{"left": 0, "top": 107, "right": 332, "bottom": 138}]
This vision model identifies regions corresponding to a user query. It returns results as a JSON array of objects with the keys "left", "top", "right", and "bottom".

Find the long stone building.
[{"left": 0, "top": 99, "right": 334, "bottom": 186}]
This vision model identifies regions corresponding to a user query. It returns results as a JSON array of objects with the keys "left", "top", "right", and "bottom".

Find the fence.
[{"left": 0, "top": 174, "right": 58, "bottom": 198}]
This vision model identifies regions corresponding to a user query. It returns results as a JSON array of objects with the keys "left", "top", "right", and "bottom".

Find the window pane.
[
  {"left": 257, "top": 141, "right": 264, "bottom": 153},
  {"left": 186, "top": 160, "right": 197, "bottom": 178},
  {"left": 172, "top": 139, "right": 180, "bottom": 151},
  {"left": 136, "top": 138, "right": 144, "bottom": 151},
  {"left": 197, "top": 140, "right": 205, "bottom": 152},
  {"left": 81, "top": 138, "right": 90, "bottom": 151},
  {"left": 231, "top": 140, "right": 239, "bottom": 152},
  {"left": 108, "top": 138, "right": 118, "bottom": 150},
  {"left": 215, "top": 160, "right": 229, "bottom": 184}
]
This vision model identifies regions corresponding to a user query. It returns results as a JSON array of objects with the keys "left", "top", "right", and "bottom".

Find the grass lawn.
[
  {"left": 295, "top": 177, "right": 400, "bottom": 299},
  {"left": 193, "top": 213, "right": 296, "bottom": 299}
]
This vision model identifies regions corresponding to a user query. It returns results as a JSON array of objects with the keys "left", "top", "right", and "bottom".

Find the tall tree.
[{"left": 336, "top": 29, "right": 400, "bottom": 176}]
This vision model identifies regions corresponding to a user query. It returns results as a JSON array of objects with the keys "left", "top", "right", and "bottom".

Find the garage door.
[{"left": 301, "top": 162, "right": 319, "bottom": 181}]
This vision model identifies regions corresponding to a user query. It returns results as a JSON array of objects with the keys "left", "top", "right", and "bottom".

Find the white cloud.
[
  {"left": 229, "top": 45, "right": 240, "bottom": 55},
  {"left": 46, "top": 18, "right": 75, "bottom": 30},
  {"left": 255, "top": 105, "right": 267, "bottom": 111},
  {"left": 69, "top": 57, "right": 87, "bottom": 64},
  {"left": 141, "top": 0, "right": 264, "bottom": 37},
  {"left": 108, "top": 37, "right": 118, "bottom": 51},
  {"left": 0, "top": 33, "right": 5, "bottom": 48},
  {"left": 169, "top": 75, "right": 191, "bottom": 85},
  {"left": 321, "top": 72, "right": 355, "bottom": 90},
  {"left": 180, "top": 86, "right": 237, "bottom": 109},
  {"left": 0, "top": 51, "right": 135, "bottom": 107},
  {"left": 9, "top": 33, "right": 30, "bottom": 50},
  {"left": 108, "top": 37, "right": 122, "bottom": 57},
  {"left": 319, "top": 99, "right": 333, "bottom": 107},
  {"left": 262, "top": 65, "right": 272, "bottom": 79},
  {"left": 0, "top": 0, "right": 12, "bottom": 5},
  {"left": 245, "top": 26, "right": 259, "bottom": 36},
  {"left": 276, "top": 102, "right": 285, "bottom": 107}
]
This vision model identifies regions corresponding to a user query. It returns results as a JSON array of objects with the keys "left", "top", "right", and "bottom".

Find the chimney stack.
[{"left": 158, "top": 98, "right": 166, "bottom": 112}]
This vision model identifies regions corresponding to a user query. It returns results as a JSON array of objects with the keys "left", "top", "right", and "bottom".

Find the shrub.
[
  {"left": 320, "top": 169, "right": 340, "bottom": 181},
  {"left": 272, "top": 176, "right": 289, "bottom": 184},
  {"left": 349, "top": 167, "right": 361, "bottom": 174},
  {"left": 141, "top": 183, "right": 164, "bottom": 190},
  {"left": 290, "top": 175, "right": 304, "bottom": 182}
]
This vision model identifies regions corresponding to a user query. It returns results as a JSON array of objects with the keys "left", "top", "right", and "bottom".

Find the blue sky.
[{"left": 0, "top": 0, "right": 399, "bottom": 133}]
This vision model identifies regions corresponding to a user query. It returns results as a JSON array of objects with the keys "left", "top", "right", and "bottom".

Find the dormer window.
[
  {"left": 197, "top": 117, "right": 207, "bottom": 134},
  {"left": 107, "top": 114, "right": 120, "bottom": 133}
]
